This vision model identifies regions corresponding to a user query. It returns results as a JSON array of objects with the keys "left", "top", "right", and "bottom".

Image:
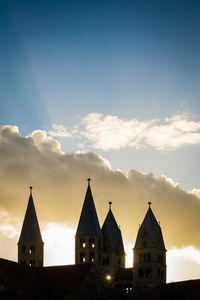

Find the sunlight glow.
[
  {"left": 42, "top": 223, "right": 75, "bottom": 266},
  {"left": 125, "top": 244, "right": 133, "bottom": 267},
  {"left": 167, "top": 246, "right": 200, "bottom": 282}
]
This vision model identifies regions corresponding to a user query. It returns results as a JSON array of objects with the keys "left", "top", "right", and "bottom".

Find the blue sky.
[{"left": 1, "top": 0, "right": 200, "bottom": 189}]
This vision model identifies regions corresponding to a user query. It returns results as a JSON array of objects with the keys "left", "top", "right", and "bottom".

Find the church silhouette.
[{"left": 0, "top": 179, "right": 167, "bottom": 299}]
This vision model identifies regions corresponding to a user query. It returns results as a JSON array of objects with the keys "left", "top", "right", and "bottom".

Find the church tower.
[
  {"left": 75, "top": 179, "right": 102, "bottom": 264},
  {"left": 18, "top": 187, "right": 44, "bottom": 267},
  {"left": 101, "top": 202, "right": 125, "bottom": 271},
  {"left": 133, "top": 202, "right": 166, "bottom": 289}
]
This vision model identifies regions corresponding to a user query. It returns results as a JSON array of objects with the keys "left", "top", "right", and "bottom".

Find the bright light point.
[
  {"left": 106, "top": 274, "right": 112, "bottom": 281},
  {"left": 42, "top": 223, "right": 75, "bottom": 266}
]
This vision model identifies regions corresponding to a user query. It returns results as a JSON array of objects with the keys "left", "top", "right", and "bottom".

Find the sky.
[{"left": 1, "top": 0, "right": 200, "bottom": 283}]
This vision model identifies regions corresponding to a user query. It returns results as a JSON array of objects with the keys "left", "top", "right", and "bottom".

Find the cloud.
[
  {"left": 47, "top": 113, "right": 200, "bottom": 151},
  {"left": 82, "top": 113, "right": 157, "bottom": 150},
  {"left": 48, "top": 124, "right": 72, "bottom": 138},
  {"left": 167, "top": 247, "right": 200, "bottom": 282},
  {"left": 145, "top": 114, "right": 200, "bottom": 150},
  {"left": 81, "top": 113, "right": 200, "bottom": 151},
  {"left": 1, "top": 124, "right": 200, "bottom": 254}
]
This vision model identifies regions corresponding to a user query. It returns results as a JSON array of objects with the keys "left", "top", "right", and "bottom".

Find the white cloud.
[
  {"left": 82, "top": 113, "right": 156, "bottom": 151},
  {"left": 48, "top": 124, "right": 72, "bottom": 138},
  {"left": 81, "top": 113, "right": 200, "bottom": 151},
  {"left": 145, "top": 114, "right": 200, "bottom": 150},
  {"left": 46, "top": 113, "right": 200, "bottom": 151},
  {"left": 167, "top": 246, "right": 200, "bottom": 282},
  {"left": 168, "top": 246, "right": 200, "bottom": 264},
  {"left": 28, "top": 130, "right": 63, "bottom": 153}
]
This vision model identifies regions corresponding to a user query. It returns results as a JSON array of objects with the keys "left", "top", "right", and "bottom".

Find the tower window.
[
  {"left": 157, "top": 269, "right": 160, "bottom": 279},
  {"left": 161, "top": 270, "right": 164, "bottom": 280},
  {"left": 147, "top": 252, "right": 151, "bottom": 262},
  {"left": 29, "top": 260, "right": 35, "bottom": 267},
  {"left": 143, "top": 253, "right": 147, "bottom": 262},
  {"left": 80, "top": 252, "right": 85, "bottom": 262},
  {"left": 106, "top": 257, "right": 109, "bottom": 266},
  {"left": 138, "top": 268, "right": 144, "bottom": 279},
  {"left": 29, "top": 245, "right": 35, "bottom": 254},
  {"left": 89, "top": 252, "right": 95, "bottom": 262},
  {"left": 145, "top": 268, "right": 151, "bottom": 278},
  {"left": 103, "top": 257, "right": 106, "bottom": 266},
  {"left": 21, "top": 245, "right": 26, "bottom": 254},
  {"left": 80, "top": 238, "right": 86, "bottom": 248},
  {"left": 89, "top": 238, "right": 95, "bottom": 248}
]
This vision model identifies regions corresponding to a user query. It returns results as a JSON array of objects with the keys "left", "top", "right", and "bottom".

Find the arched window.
[
  {"left": 29, "top": 260, "right": 35, "bottom": 267},
  {"left": 89, "top": 252, "right": 95, "bottom": 262},
  {"left": 80, "top": 252, "right": 86, "bottom": 262},
  {"left": 138, "top": 268, "right": 144, "bottom": 279},
  {"left": 106, "top": 257, "right": 110, "bottom": 266},
  {"left": 161, "top": 255, "right": 163, "bottom": 265},
  {"left": 21, "top": 245, "right": 26, "bottom": 254},
  {"left": 118, "top": 258, "right": 121, "bottom": 266},
  {"left": 89, "top": 237, "right": 95, "bottom": 248},
  {"left": 145, "top": 268, "right": 151, "bottom": 278},
  {"left": 157, "top": 269, "right": 160, "bottom": 279},
  {"left": 102, "top": 257, "right": 106, "bottom": 266},
  {"left": 29, "top": 245, "right": 35, "bottom": 254},
  {"left": 80, "top": 238, "right": 86, "bottom": 248},
  {"left": 143, "top": 253, "right": 147, "bottom": 262},
  {"left": 147, "top": 252, "right": 151, "bottom": 262}
]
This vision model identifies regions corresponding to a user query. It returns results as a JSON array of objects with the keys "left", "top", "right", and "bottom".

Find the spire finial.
[
  {"left": 30, "top": 186, "right": 33, "bottom": 195},
  {"left": 148, "top": 202, "right": 151, "bottom": 206},
  {"left": 109, "top": 201, "right": 112, "bottom": 210},
  {"left": 87, "top": 178, "right": 91, "bottom": 185}
]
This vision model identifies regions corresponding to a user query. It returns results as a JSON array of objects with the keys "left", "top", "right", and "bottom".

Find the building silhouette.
[
  {"left": 15, "top": 178, "right": 166, "bottom": 298},
  {"left": 18, "top": 186, "right": 44, "bottom": 267},
  {"left": 133, "top": 202, "right": 166, "bottom": 290}
]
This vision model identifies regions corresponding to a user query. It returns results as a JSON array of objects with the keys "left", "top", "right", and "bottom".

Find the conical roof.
[
  {"left": 18, "top": 187, "right": 43, "bottom": 244},
  {"left": 76, "top": 179, "right": 101, "bottom": 237},
  {"left": 135, "top": 203, "right": 165, "bottom": 249},
  {"left": 102, "top": 202, "right": 125, "bottom": 253}
]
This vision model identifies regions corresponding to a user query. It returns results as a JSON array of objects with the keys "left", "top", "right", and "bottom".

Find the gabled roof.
[
  {"left": 102, "top": 203, "right": 125, "bottom": 253},
  {"left": 135, "top": 203, "right": 165, "bottom": 249},
  {"left": 0, "top": 258, "right": 40, "bottom": 295},
  {"left": 0, "top": 259, "right": 98, "bottom": 295},
  {"left": 76, "top": 179, "right": 101, "bottom": 237},
  {"left": 41, "top": 263, "right": 97, "bottom": 292},
  {"left": 18, "top": 187, "right": 43, "bottom": 244}
]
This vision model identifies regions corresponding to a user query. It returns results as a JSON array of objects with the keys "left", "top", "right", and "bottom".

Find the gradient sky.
[{"left": 1, "top": 0, "right": 200, "bottom": 282}]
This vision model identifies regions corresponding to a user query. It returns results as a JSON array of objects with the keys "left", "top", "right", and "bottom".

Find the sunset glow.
[{"left": 1, "top": 0, "right": 200, "bottom": 285}]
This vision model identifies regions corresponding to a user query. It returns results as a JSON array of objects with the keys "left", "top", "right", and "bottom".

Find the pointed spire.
[
  {"left": 109, "top": 201, "right": 112, "bottom": 210},
  {"left": 102, "top": 203, "right": 125, "bottom": 253},
  {"left": 135, "top": 203, "right": 165, "bottom": 249},
  {"left": 76, "top": 179, "right": 101, "bottom": 237},
  {"left": 18, "top": 187, "right": 43, "bottom": 244}
]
